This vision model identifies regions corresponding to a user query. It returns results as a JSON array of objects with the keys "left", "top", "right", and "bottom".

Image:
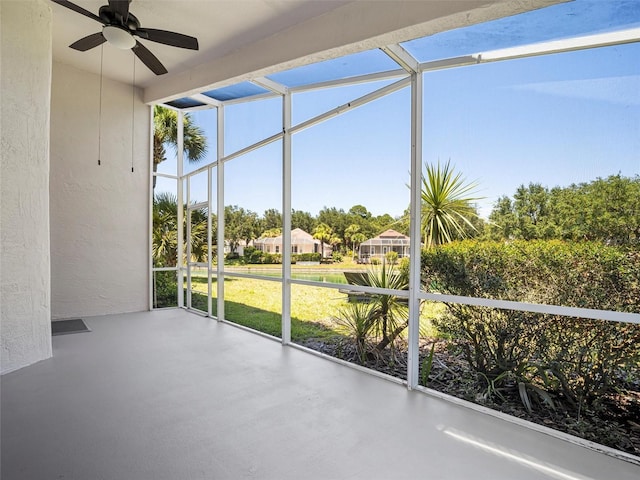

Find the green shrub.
[
  {"left": 385, "top": 250, "right": 399, "bottom": 265},
  {"left": 153, "top": 270, "right": 178, "bottom": 308},
  {"left": 225, "top": 252, "right": 240, "bottom": 260},
  {"left": 294, "top": 253, "right": 321, "bottom": 262},
  {"left": 241, "top": 246, "right": 282, "bottom": 264},
  {"left": 332, "top": 251, "right": 343, "bottom": 263},
  {"left": 422, "top": 240, "right": 640, "bottom": 413},
  {"left": 398, "top": 257, "right": 410, "bottom": 279}
]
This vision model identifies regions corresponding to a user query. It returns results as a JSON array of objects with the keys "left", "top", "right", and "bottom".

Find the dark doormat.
[{"left": 51, "top": 319, "right": 91, "bottom": 336}]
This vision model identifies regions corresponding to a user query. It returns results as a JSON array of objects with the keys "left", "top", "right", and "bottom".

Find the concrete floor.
[{"left": 2, "top": 310, "right": 639, "bottom": 480}]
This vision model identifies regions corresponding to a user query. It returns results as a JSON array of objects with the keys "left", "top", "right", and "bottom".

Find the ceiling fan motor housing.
[{"left": 99, "top": 5, "right": 140, "bottom": 31}]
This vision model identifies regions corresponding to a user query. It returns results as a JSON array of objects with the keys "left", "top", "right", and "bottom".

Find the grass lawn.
[
  {"left": 189, "top": 273, "right": 444, "bottom": 342},
  {"left": 190, "top": 276, "right": 350, "bottom": 341}
]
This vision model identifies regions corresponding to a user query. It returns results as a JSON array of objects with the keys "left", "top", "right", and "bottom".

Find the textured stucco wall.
[
  {"left": 1, "top": 0, "right": 53, "bottom": 374},
  {"left": 50, "top": 62, "right": 150, "bottom": 319}
]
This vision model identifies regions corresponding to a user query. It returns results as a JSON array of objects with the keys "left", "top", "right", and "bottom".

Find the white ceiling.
[
  {"left": 50, "top": 0, "right": 563, "bottom": 104},
  {"left": 51, "top": 0, "right": 353, "bottom": 88}
]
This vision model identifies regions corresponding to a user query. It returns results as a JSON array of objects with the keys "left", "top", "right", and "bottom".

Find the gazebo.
[{"left": 358, "top": 229, "right": 410, "bottom": 263}]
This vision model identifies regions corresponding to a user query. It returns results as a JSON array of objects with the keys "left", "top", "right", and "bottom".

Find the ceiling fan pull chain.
[
  {"left": 131, "top": 54, "right": 135, "bottom": 173},
  {"left": 98, "top": 43, "right": 104, "bottom": 166}
]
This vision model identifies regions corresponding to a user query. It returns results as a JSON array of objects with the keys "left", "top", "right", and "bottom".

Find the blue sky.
[{"left": 157, "top": 1, "right": 640, "bottom": 221}]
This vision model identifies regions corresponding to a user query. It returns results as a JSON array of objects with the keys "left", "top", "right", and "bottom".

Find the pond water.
[
  {"left": 223, "top": 267, "right": 349, "bottom": 284},
  {"left": 291, "top": 272, "right": 347, "bottom": 284}
]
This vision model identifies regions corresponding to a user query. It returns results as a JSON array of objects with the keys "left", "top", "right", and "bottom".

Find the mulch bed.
[{"left": 299, "top": 337, "right": 640, "bottom": 457}]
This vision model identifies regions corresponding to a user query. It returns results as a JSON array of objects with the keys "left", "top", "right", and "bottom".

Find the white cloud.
[{"left": 513, "top": 75, "right": 640, "bottom": 106}]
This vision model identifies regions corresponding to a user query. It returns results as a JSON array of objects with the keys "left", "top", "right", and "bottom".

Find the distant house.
[
  {"left": 358, "top": 229, "right": 410, "bottom": 263},
  {"left": 223, "top": 240, "right": 251, "bottom": 256},
  {"left": 254, "top": 228, "right": 332, "bottom": 257}
]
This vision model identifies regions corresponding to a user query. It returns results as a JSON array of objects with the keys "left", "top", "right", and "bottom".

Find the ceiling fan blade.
[
  {"left": 136, "top": 28, "right": 199, "bottom": 50},
  {"left": 51, "top": 0, "right": 103, "bottom": 23},
  {"left": 108, "top": 0, "right": 131, "bottom": 23},
  {"left": 69, "top": 32, "right": 107, "bottom": 51},
  {"left": 132, "top": 41, "right": 168, "bottom": 75}
]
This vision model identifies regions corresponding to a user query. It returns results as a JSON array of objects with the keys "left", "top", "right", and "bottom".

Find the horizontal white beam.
[
  {"left": 288, "top": 69, "right": 407, "bottom": 94},
  {"left": 221, "top": 132, "right": 284, "bottom": 164},
  {"left": 222, "top": 271, "right": 283, "bottom": 283},
  {"left": 190, "top": 93, "right": 222, "bottom": 107},
  {"left": 417, "top": 292, "right": 640, "bottom": 325},
  {"left": 290, "top": 76, "right": 411, "bottom": 135},
  {"left": 475, "top": 27, "right": 640, "bottom": 63},
  {"left": 154, "top": 172, "right": 178, "bottom": 180}
]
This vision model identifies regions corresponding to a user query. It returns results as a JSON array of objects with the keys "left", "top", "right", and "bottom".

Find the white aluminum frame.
[{"left": 152, "top": 26, "right": 640, "bottom": 398}]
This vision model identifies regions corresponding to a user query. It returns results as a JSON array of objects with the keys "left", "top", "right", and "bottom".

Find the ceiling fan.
[{"left": 52, "top": 0, "right": 199, "bottom": 75}]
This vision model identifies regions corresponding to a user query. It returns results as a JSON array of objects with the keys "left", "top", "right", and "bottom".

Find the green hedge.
[
  {"left": 243, "top": 246, "right": 282, "bottom": 264},
  {"left": 293, "top": 252, "right": 321, "bottom": 262},
  {"left": 153, "top": 271, "right": 178, "bottom": 308},
  {"left": 421, "top": 240, "right": 640, "bottom": 412}
]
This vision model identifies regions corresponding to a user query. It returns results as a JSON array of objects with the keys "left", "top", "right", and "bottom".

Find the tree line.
[
  {"left": 153, "top": 173, "right": 639, "bottom": 266},
  {"left": 486, "top": 174, "right": 640, "bottom": 245},
  {"left": 152, "top": 106, "right": 639, "bottom": 266}
]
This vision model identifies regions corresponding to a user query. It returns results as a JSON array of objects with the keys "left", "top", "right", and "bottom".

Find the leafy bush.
[
  {"left": 398, "top": 257, "right": 410, "bottom": 279},
  {"left": 385, "top": 251, "right": 399, "bottom": 265},
  {"left": 334, "top": 302, "right": 377, "bottom": 364},
  {"left": 293, "top": 253, "right": 321, "bottom": 262},
  {"left": 337, "top": 262, "right": 409, "bottom": 354},
  {"left": 243, "top": 246, "right": 262, "bottom": 264},
  {"left": 242, "top": 246, "right": 282, "bottom": 264},
  {"left": 332, "top": 251, "right": 344, "bottom": 263},
  {"left": 153, "top": 270, "right": 178, "bottom": 308},
  {"left": 422, "top": 240, "right": 640, "bottom": 413}
]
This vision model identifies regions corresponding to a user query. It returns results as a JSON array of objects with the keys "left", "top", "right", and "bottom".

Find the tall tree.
[
  {"left": 312, "top": 223, "right": 334, "bottom": 259},
  {"left": 152, "top": 192, "right": 208, "bottom": 267},
  {"left": 487, "top": 195, "right": 517, "bottom": 240},
  {"left": 318, "top": 207, "right": 349, "bottom": 240},
  {"left": 489, "top": 174, "right": 640, "bottom": 245},
  {"left": 224, "top": 205, "right": 259, "bottom": 254},
  {"left": 348, "top": 204, "right": 372, "bottom": 220},
  {"left": 153, "top": 106, "right": 207, "bottom": 187},
  {"left": 262, "top": 208, "right": 282, "bottom": 232},
  {"left": 291, "top": 209, "right": 317, "bottom": 233},
  {"left": 345, "top": 224, "right": 361, "bottom": 259},
  {"left": 421, "top": 160, "right": 482, "bottom": 247},
  {"left": 351, "top": 232, "right": 367, "bottom": 260},
  {"left": 512, "top": 183, "right": 556, "bottom": 240}
]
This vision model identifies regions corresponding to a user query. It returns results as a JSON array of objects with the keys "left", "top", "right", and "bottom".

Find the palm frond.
[{"left": 421, "top": 160, "right": 483, "bottom": 247}]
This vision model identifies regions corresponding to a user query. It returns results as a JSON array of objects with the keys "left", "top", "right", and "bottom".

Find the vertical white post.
[
  {"left": 282, "top": 91, "right": 292, "bottom": 344},
  {"left": 216, "top": 106, "right": 225, "bottom": 320},
  {"left": 186, "top": 178, "right": 192, "bottom": 309},
  {"left": 148, "top": 106, "right": 154, "bottom": 311},
  {"left": 207, "top": 165, "right": 213, "bottom": 317},
  {"left": 407, "top": 72, "right": 423, "bottom": 389},
  {"left": 177, "top": 111, "right": 185, "bottom": 308}
]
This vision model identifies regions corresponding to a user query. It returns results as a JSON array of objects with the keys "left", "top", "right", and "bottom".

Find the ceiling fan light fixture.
[{"left": 103, "top": 25, "right": 135, "bottom": 49}]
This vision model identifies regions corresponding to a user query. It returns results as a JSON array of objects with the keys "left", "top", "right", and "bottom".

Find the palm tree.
[
  {"left": 312, "top": 222, "right": 333, "bottom": 259},
  {"left": 421, "top": 160, "right": 482, "bottom": 248},
  {"left": 342, "top": 261, "right": 409, "bottom": 354},
  {"left": 345, "top": 224, "right": 361, "bottom": 259},
  {"left": 152, "top": 192, "right": 208, "bottom": 267},
  {"left": 153, "top": 105, "right": 207, "bottom": 187},
  {"left": 152, "top": 192, "right": 179, "bottom": 267}
]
